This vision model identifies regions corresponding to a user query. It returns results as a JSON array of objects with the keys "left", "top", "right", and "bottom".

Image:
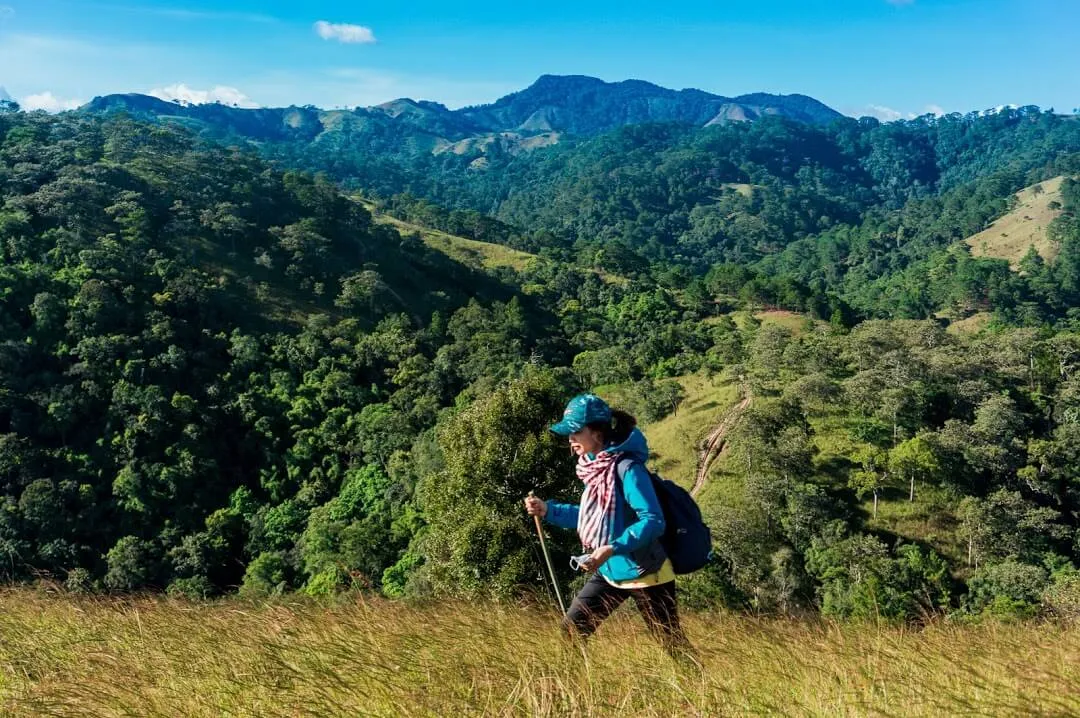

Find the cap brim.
[{"left": 550, "top": 419, "right": 581, "bottom": 436}]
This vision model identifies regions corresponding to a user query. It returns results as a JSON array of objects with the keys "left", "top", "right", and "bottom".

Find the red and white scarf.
[{"left": 576, "top": 451, "right": 620, "bottom": 550}]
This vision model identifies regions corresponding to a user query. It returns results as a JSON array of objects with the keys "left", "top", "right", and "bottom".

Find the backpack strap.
[
  {"left": 615, "top": 455, "right": 637, "bottom": 482},
  {"left": 614, "top": 455, "right": 645, "bottom": 508}
]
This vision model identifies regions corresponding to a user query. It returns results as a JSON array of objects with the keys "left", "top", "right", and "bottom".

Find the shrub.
[
  {"left": 240, "top": 552, "right": 292, "bottom": 598},
  {"left": 964, "top": 559, "right": 1049, "bottom": 619},
  {"left": 166, "top": 576, "right": 213, "bottom": 600}
]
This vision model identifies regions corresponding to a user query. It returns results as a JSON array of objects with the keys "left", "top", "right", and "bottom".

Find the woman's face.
[{"left": 568, "top": 426, "right": 604, "bottom": 457}]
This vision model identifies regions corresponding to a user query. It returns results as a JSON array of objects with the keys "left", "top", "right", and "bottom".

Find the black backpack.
[{"left": 617, "top": 458, "right": 712, "bottom": 574}]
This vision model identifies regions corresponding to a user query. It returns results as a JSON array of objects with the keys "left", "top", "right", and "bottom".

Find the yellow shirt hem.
[{"left": 603, "top": 557, "right": 675, "bottom": 589}]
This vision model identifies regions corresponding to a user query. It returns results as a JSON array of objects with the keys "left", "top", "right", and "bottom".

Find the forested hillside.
[
  {"left": 0, "top": 109, "right": 556, "bottom": 597},
  {"left": 96, "top": 95, "right": 1080, "bottom": 325},
  {"left": 4, "top": 98, "right": 1080, "bottom": 620}
]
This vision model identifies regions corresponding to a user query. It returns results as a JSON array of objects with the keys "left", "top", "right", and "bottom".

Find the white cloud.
[
  {"left": 148, "top": 83, "right": 259, "bottom": 108},
  {"left": 314, "top": 21, "right": 376, "bottom": 44},
  {"left": 852, "top": 104, "right": 903, "bottom": 122},
  {"left": 845, "top": 103, "right": 948, "bottom": 122},
  {"left": 20, "top": 91, "right": 84, "bottom": 112}
]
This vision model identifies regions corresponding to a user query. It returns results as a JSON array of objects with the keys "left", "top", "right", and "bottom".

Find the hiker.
[{"left": 524, "top": 393, "right": 692, "bottom": 657}]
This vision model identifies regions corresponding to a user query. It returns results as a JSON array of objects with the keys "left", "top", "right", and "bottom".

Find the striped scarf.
[{"left": 576, "top": 451, "right": 620, "bottom": 550}]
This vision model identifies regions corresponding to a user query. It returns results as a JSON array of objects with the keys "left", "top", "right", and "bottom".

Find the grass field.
[
  {"left": 2, "top": 590, "right": 1077, "bottom": 717},
  {"left": 965, "top": 176, "right": 1067, "bottom": 268}
]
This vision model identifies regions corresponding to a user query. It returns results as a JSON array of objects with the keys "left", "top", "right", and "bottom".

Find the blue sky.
[{"left": 0, "top": 0, "right": 1076, "bottom": 117}]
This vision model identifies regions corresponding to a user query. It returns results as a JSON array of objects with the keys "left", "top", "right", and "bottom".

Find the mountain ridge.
[
  {"left": 81, "top": 74, "right": 844, "bottom": 149},
  {"left": 453, "top": 74, "right": 842, "bottom": 133}
]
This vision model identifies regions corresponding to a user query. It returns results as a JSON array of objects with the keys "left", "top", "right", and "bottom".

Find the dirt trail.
[{"left": 691, "top": 390, "right": 751, "bottom": 498}]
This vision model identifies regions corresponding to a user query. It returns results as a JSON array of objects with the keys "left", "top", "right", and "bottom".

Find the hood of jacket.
[{"left": 602, "top": 426, "right": 649, "bottom": 463}]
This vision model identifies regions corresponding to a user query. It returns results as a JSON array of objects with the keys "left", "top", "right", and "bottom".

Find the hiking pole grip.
[{"left": 529, "top": 490, "right": 566, "bottom": 615}]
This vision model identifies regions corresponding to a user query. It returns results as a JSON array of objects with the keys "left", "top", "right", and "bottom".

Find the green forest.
[{"left": 4, "top": 100, "right": 1080, "bottom": 622}]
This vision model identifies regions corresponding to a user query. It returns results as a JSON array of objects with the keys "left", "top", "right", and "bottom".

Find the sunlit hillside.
[{"left": 965, "top": 176, "right": 1068, "bottom": 267}]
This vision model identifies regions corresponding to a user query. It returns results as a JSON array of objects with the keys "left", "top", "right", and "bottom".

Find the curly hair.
[{"left": 585, "top": 409, "right": 637, "bottom": 446}]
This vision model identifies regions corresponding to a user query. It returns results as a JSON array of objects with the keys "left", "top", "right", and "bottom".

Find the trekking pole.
[{"left": 528, "top": 490, "right": 566, "bottom": 615}]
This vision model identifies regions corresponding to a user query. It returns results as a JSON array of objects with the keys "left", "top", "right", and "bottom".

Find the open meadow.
[{"left": 1, "top": 590, "right": 1077, "bottom": 717}]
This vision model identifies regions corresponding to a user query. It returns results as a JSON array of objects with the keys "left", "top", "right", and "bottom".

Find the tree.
[
  {"left": 888, "top": 435, "right": 940, "bottom": 502},
  {"left": 783, "top": 372, "right": 841, "bottom": 415},
  {"left": 804, "top": 522, "right": 902, "bottom": 619},
  {"left": 748, "top": 324, "right": 791, "bottom": 383},
  {"left": 104, "top": 536, "right": 156, "bottom": 591},
  {"left": 571, "top": 347, "right": 632, "bottom": 387},
  {"left": 850, "top": 445, "right": 888, "bottom": 518},
  {"left": 957, "top": 489, "right": 1065, "bottom": 569},
  {"left": 336, "top": 270, "right": 395, "bottom": 315},
  {"left": 966, "top": 393, "right": 1026, "bottom": 482},
  {"left": 298, "top": 464, "right": 413, "bottom": 592},
  {"left": 637, "top": 378, "right": 687, "bottom": 421},
  {"left": 413, "top": 368, "right": 578, "bottom": 600}
]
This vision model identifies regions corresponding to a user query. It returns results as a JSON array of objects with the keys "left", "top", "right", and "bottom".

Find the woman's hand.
[
  {"left": 584, "top": 544, "right": 614, "bottom": 571},
  {"left": 524, "top": 495, "right": 547, "bottom": 518}
]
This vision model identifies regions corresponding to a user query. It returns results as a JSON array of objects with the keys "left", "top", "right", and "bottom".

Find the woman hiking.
[{"left": 524, "top": 393, "right": 693, "bottom": 658}]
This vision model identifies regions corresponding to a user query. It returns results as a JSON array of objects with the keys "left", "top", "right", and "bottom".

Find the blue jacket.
[{"left": 545, "top": 428, "right": 668, "bottom": 582}]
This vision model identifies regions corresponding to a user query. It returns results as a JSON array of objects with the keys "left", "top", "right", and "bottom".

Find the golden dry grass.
[
  {"left": 2, "top": 590, "right": 1078, "bottom": 717},
  {"left": 724, "top": 310, "right": 817, "bottom": 336},
  {"left": 716, "top": 183, "right": 759, "bottom": 198},
  {"left": 418, "top": 230, "right": 536, "bottom": 273},
  {"left": 352, "top": 196, "right": 537, "bottom": 274},
  {"left": 946, "top": 312, "right": 994, "bottom": 335},
  {"left": 753, "top": 310, "right": 818, "bottom": 334},
  {"left": 965, "top": 176, "right": 1067, "bottom": 268}
]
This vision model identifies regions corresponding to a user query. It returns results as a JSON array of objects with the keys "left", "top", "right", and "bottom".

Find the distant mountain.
[
  {"left": 454, "top": 75, "right": 843, "bottom": 134},
  {"left": 78, "top": 76, "right": 847, "bottom": 202},
  {"left": 82, "top": 75, "right": 843, "bottom": 149},
  {"left": 82, "top": 93, "right": 328, "bottom": 142}
]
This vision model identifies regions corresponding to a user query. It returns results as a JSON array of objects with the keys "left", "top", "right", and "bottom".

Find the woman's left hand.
[{"left": 585, "top": 544, "right": 614, "bottom": 571}]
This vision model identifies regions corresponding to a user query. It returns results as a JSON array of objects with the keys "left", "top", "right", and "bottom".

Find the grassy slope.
[
  {"left": 598, "top": 373, "right": 740, "bottom": 487},
  {"left": 965, "top": 175, "right": 1067, "bottom": 267},
  {"left": 596, "top": 312, "right": 817, "bottom": 499},
  {"left": 357, "top": 198, "right": 538, "bottom": 273},
  {"left": 191, "top": 228, "right": 511, "bottom": 330},
  {"left": 946, "top": 312, "right": 994, "bottom": 335},
  {"left": 727, "top": 309, "right": 819, "bottom": 333},
  {"left": 2, "top": 590, "right": 1077, "bottom": 717},
  {"left": 385, "top": 215, "right": 536, "bottom": 273}
]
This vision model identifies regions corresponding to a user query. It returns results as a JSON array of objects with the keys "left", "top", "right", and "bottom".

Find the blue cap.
[{"left": 550, "top": 394, "right": 612, "bottom": 436}]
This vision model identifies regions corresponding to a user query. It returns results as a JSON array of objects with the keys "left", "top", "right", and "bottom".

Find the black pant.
[{"left": 562, "top": 573, "right": 691, "bottom": 656}]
